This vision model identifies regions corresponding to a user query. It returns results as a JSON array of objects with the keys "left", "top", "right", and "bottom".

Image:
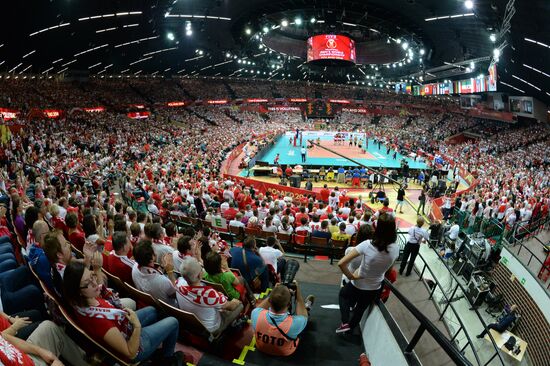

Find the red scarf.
[{"left": 76, "top": 301, "right": 137, "bottom": 348}]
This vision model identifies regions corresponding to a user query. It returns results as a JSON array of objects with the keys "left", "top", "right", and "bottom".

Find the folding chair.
[
  {"left": 307, "top": 236, "right": 333, "bottom": 263},
  {"left": 49, "top": 291, "right": 140, "bottom": 366},
  {"left": 123, "top": 283, "right": 158, "bottom": 309},
  {"left": 276, "top": 232, "right": 292, "bottom": 251},
  {"left": 293, "top": 231, "right": 310, "bottom": 261},
  {"left": 331, "top": 238, "right": 349, "bottom": 261}
]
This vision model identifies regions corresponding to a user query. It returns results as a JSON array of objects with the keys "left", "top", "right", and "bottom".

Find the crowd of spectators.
[
  {"left": 0, "top": 76, "right": 461, "bottom": 111},
  {"left": 0, "top": 77, "right": 547, "bottom": 364}
]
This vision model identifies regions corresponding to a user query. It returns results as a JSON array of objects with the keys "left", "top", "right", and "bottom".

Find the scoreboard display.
[{"left": 306, "top": 101, "right": 334, "bottom": 118}]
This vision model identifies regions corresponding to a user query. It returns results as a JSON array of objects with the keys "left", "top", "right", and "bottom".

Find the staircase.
[
  {"left": 176, "top": 82, "right": 195, "bottom": 100},
  {"left": 222, "top": 81, "right": 237, "bottom": 99},
  {"left": 129, "top": 84, "right": 154, "bottom": 104},
  {"left": 224, "top": 110, "right": 242, "bottom": 124},
  {"left": 188, "top": 108, "right": 217, "bottom": 126}
]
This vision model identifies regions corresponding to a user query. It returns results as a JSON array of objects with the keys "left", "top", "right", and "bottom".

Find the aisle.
[{"left": 243, "top": 281, "right": 363, "bottom": 366}]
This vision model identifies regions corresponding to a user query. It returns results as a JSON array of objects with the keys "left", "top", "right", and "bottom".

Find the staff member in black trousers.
[
  {"left": 399, "top": 217, "right": 430, "bottom": 276},
  {"left": 417, "top": 189, "right": 426, "bottom": 215}
]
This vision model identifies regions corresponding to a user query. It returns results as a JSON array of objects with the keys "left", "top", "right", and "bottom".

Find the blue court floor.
[{"left": 257, "top": 131, "right": 429, "bottom": 169}]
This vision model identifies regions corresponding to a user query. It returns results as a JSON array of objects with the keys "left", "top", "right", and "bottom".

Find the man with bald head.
[{"left": 32, "top": 220, "right": 49, "bottom": 248}]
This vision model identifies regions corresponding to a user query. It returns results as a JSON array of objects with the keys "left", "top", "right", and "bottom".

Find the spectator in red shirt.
[
  {"left": 223, "top": 202, "right": 238, "bottom": 221},
  {"left": 66, "top": 213, "right": 85, "bottom": 252},
  {"left": 295, "top": 207, "right": 309, "bottom": 225},
  {"left": 49, "top": 204, "right": 67, "bottom": 236},
  {"left": 107, "top": 231, "right": 135, "bottom": 285},
  {"left": 63, "top": 261, "right": 183, "bottom": 364},
  {"left": 320, "top": 184, "right": 330, "bottom": 203},
  {"left": 284, "top": 166, "right": 293, "bottom": 178}
]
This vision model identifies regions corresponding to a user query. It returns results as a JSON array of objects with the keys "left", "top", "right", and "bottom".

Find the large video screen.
[{"left": 307, "top": 35, "right": 356, "bottom": 63}]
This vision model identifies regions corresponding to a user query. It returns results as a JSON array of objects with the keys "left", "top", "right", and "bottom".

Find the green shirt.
[{"left": 204, "top": 271, "right": 240, "bottom": 300}]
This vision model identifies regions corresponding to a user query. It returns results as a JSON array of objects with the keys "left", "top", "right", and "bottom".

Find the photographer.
[{"left": 251, "top": 282, "right": 314, "bottom": 357}]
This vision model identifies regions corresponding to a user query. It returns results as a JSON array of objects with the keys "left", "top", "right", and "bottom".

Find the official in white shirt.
[{"left": 399, "top": 217, "right": 430, "bottom": 276}]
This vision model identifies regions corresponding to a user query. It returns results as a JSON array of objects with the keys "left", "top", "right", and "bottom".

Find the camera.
[{"left": 281, "top": 259, "right": 300, "bottom": 290}]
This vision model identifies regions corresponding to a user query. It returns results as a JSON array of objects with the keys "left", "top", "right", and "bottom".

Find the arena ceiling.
[{"left": 1, "top": 0, "right": 548, "bottom": 105}]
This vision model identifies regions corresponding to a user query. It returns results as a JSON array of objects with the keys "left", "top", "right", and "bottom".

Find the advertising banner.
[
  {"left": 267, "top": 106, "right": 301, "bottom": 112},
  {"left": 127, "top": 111, "right": 150, "bottom": 119},
  {"left": 223, "top": 174, "right": 317, "bottom": 200}
]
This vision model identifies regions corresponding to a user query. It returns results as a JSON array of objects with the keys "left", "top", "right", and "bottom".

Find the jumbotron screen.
[{"left": 307, "top": 35, "right": 356, "bottom": 63}]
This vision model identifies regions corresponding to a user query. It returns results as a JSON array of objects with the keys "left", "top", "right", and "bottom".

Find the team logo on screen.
[{"left": 326, "top": 39, "right": 337, "bottom": 49}]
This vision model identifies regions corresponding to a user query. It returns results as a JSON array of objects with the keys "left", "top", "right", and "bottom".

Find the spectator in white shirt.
[
  {"left": 447, "top": 223, "right": 460, "bottom": 241},
  {"left": 278, "top": 217, "right": 294, "bottom": 235},
  {"left": 345, "top": 217, "right": 357, "bottom": 236},
  {"left": 229, "top": 213, "right": 246, "bottom": 228},
  {"left": 244, "top": 205, "right": 254, "bottom": 218},
  {"left": 172, "top": 236, "right": 197, "bottom": 274},
  {"left": 131, "top": 239, "right": 178, "bottom": 306},
  {"left": 339, "top": 203, "right": 351, "bottom": 217},
  {"left": 308, "top": 215, "right": 322, "bottom": 232},
  {"left": 220, "top": 199, "right": 230, "bottom": 214},
  {"left": 262, "top": 217, "right": 278, "bottom": 233},
  {"left": 222, "top": 187, "right": 234, "bottom": 202},
  {"left": 328, "top": 192, "right": 339, "bottom": 209},
  {"left": 399, "top": 217, "right": 430, "bottom": 276},
  {"left": 147, "top": 200, "right": 160, "bottom": 215},
  {"left": 176, "top": 257, "right": 242, "bottom": 335},
  {"left": 259, "top": 237, "right": 285, "bottom": 275},
  {"left": 295, "top": 217, "right": 312, "bottom": 234}
]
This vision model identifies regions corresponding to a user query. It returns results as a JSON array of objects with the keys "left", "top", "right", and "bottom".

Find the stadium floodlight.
[
  {"left": 465, "top": 0, "right": 474, "bottom": 9},
  {"left": 470, "top": 61, "right": 475, "bottom": 69},
  {"left": 167, "top": 32, "right": 175, "bottom": 41},
  {"left": 295, "top": 18, "right": 302, "bottom": 25},
  {"left": 420, "top": 49, "right": 425, "bottom": 55},
  {"left": 281, "top": 20, "right": 289, "bottom": 27},
  {"left": 402, "top": 42, "right": 409, "bottom": 50},
  {"left": 310, "top": 17, "right": 316, "bottom": 23},
  {"left": 466, "top": 67, "right": 471, "bottom": 72},
  {"left": 396, "top": 38, "right": 402, "bottom": 44},
  {"left": 263, "top": 26, "right": 269, "bottom": 33},
  {"left": 226, "top": 52, "right": 231, "bottom": 58},
  {"left": 493, "top": 48, "right": 500, "bottom": 58},
  {"left": 245, "top": 28, "right": 252, "bottom": 35},
  {"left": 185, "top": 29, "right": 192, "bottom": 36},
  {"left": 490, "top": 34, "right": 496, "bottom": 42}
]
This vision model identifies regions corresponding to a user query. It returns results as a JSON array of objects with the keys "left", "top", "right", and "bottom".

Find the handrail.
[
  {"left": 502, "top": 237, "right": 550, "bottom": 292},
  {"left": 395, "top": 230, "right": 505, "bottom": 366},
  {"left": 510, "top": 215, "right": 550, "bottom": 247},
  {"left": 420, "top": 248, "right": 506, "bottom": 366},
  {"left": 382, "top": 278, "right": 473, "bottom": 366}
]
